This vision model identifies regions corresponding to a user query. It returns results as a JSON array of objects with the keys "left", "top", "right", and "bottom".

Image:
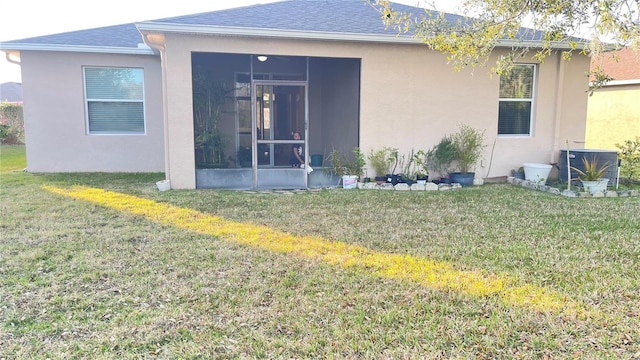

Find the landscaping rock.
[
  {"left": 395, "top": 183, "right": 410, "bottom": 191},
  {"left": 547, "top": 187, "right": 561, "bottom": 195},
  {"left": 605, "top": 191, "right": 618, "bottom": 198},
  {"left": 425, "top": 182, "right": 439, "bottom": 191},
  {"left": 362, "top": 182, "right": 377, "bottom": 190},
  {"left": 410, "top": 183, "right": 426, "bottom": 191}
]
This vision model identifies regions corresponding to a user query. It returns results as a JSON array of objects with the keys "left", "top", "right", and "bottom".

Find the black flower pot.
[{"left": 449, "top": 172, "right": 475, "bottom": 187}]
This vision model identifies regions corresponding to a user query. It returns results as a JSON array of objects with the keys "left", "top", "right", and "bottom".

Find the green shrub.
[
  {"left": 0, "top": 103, "right": 24, "bottom": 144},
  {"left": 0, "top": 123, "right": 9, "bottom": 142},
  {"left": 616, "top": 136, "right": 640, "bottom": 183},
  {"left": 367, "top": 147, "right": 397, "bottom": 177}
]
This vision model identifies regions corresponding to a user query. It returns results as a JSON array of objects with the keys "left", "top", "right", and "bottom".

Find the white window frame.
[
  {"left": 497, "top": 64, "right": 536, "bottom": 137},
  {"left": 83, "top": 66, "right": 146, "bottom": 135}
]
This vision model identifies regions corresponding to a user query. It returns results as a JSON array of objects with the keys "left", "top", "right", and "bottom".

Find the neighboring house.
[
  {"left": 586, "top": 47, "right": 640, "bottom": 150},
  {"left": 0, "top": 0, "right": 592, "bottom": 189},
  {"left": 0, "top": 82, "right": 22, "bottom": 104}
]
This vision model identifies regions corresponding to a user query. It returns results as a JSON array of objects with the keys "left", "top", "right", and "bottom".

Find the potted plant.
[
  {"left": 571, "top": 156, "right": 611, "bottom": 193},
  {"left": 426, "top": 135, "right": 457, "bottom": 184},
  {"left": 397, "top": 149, "right": 416, "bottom": 185},
  {"left": 413, "top": 149, "right": 430, "bottom": 184},
  {"left": 511, "top": 166, "right": 525, "bottom": 179},
  {"left": 327, "top": 147, "right": 366, "bottom": 189},
  {"left": 449, "top": 124, "right": 486, "bottom": 186},
  {"left": 368, "top": 147, "right": 397, "bottom": 184}
]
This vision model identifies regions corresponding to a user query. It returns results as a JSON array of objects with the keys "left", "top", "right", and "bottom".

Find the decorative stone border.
[{"left": 507, "top": 177, "right": 640, "bottom": 198}]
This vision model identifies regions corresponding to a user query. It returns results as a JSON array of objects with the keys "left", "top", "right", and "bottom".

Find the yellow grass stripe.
[{"left": 43, "top": 185, "right": 585, "bottom": 315}]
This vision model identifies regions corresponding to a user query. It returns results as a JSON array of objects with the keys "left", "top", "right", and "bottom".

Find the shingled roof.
[{"left": 0, "top": 0, "right": 550, "bottom": 54}]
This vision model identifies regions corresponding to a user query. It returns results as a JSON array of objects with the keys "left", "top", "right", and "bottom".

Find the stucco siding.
[
  {"left": 160, "top": 34, "right": 590, "bottom": 187},
  {"left": 20, "top": 51, "right": 164, "bottom": 172},
  {"left": 586, "top": 85, "right": 640, "bottom": 150}
]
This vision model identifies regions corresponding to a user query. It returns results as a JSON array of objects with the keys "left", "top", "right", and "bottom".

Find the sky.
[{"left": 0, "top": 0, "right": 462, "bottom": 84}]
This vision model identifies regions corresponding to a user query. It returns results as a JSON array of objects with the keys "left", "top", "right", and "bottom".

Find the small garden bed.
[{"left": 508, "top": 176, "right": 640, "bottom": 197}]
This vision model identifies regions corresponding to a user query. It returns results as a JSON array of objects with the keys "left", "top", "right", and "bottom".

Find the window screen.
[
  {"left": 84, "top": 67, "right": 145, "bottom": 134},
  {"left": 498, "top": 65, "right": 535, "bottom": 136}
]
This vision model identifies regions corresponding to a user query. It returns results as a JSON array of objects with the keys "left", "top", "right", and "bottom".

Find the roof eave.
[
  {"left": 136, "top": 22, "right": 588, "bottom": 50},
  {"left": 136, "top": 22, "right": 422, "bottom": 44},
  {"left": 497, "top": 39, "right": 591, "bottom": 50},
  {"left": 0, "top": 43, "right": 156, "bottom": 55}
]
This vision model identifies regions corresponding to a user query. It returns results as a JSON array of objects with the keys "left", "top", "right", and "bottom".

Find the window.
[
  {"left": 84, "top": 67, "right": 145, "bottom": 134},
  {"left": 498, "top": 64, "right": 535, "bottom": 136}
]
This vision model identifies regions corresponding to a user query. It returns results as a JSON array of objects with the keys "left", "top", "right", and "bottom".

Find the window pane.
[
  {"left": 498, "top": 101, "right": 531, "bottom": 135},
  {"left": 499, "top": 65, "right": 534, "bottom": 99},
  {"left": 88, "top": 101, "right": 144, "bottom": 133},
  {"left": 85, "top": 68, "right": 143, "bottom": 100}
]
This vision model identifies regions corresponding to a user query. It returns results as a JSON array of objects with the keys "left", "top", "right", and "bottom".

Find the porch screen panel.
[
  {"left": 498, "top": 64, "right": 535, "bottom": 136},
  {"left": 84, "top": 67, "right": 145, "bottom": 134}
]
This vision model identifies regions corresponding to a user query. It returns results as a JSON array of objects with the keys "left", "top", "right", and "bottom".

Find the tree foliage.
[
  {"left": 368, "top": 0, "right": 640, "bottom": 80},
  {"left": 0, "top": 103, "right": 24, "bottom": 144}
]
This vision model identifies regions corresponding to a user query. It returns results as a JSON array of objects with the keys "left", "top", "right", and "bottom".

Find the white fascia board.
[
  {"left": 136, "top": 21, "right": 583, "bottom": 50},
  {"left": 599, "top": 79, "right": 640, "bottom": 87},
  {"left": 136, "top": 22, "right": 420, "bottom": 44},
  {"left": 0, "top": 43, "right": 156, "bottom": 55},
  {"left": 497, "top": 39, "right": 591, "bottom": 50}
]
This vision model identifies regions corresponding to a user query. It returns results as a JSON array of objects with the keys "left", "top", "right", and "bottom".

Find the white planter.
[
  {"left": 156, "top": 179, "right": 171, "bottom": 191},
  {"left": 581, "top": 178, "right": 609, "bottom": 194},
  {"left": 341, "top": 175, "right": 358, "bottom": 189},
  {"left": 523, "top": 163, "right": 552, "bottom": 184}
]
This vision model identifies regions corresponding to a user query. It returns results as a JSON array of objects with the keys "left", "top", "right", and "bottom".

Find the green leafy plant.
[
  {"left": 426, "top": 135, "right": 457, "bottom": 178},
  {"left": 367, "top": 147, "right": 397, "bottom": 177},
  {"left": 571, "top": 156, "right": 610, "bottom": 181},
  {"left": 327, "top": 147, "right": 366, "bottom": 179},
  {"left": 192, "top": 69, "right": 236, "bottom": 168},
  {"left": 451, "top": 124, "right": 486, "bottom": 174},
  {"left": 0, "top": 103, "right": 24, "bottom": 144},
  {"left": 412, "top": 149, "right": 429, "bottom": 178},
  {"left": 397, "top": 149, "right": 416, "bottom": 180},
  {"left": 616, "top": 136, "right": 640, "bottom": 184}
]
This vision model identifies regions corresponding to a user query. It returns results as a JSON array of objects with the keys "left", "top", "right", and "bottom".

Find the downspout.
[
  {"left": 141, "top": 33, "right": 171, "bottom": 182},
  {"left": 551, "top": 52, "right": 566, "bottom": 164}
]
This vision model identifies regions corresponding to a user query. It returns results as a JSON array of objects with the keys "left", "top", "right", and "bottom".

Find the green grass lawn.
[
  {"left": 0, "top": 144, "right": 26, "bottom": 173},
  {"left": 1, "top": 146, "right": 639, "bottom": 358}
]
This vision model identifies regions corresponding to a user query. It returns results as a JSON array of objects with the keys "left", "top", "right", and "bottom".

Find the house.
[
  {"left": 0, "top": 0, "right": 592, "bottom": 189},
  {"left": 586, "top": 47, "right": 640, "bottom": 150},
  {"left": 0, "top": 82, "right": 23, "bottom": 104}
]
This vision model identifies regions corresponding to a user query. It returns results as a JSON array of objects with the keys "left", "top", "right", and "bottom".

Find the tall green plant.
[
  {"left": 426, "top": 135, "right": 456, "bottom": 178},
  {"left": 412, "top": 150, "right": 429, "bottom": 177},
  {"left": 616, "top": 136, "right": 640, "bottom": 184},
  {"left": 451, "top": 124, "right": 486, "bottom": 174},
  {"left": 397, "top": 148, "right": 417, "bottom": 179},
  {"left": 328, "top": 147, "right": 366, "bottom": 179},
  {"left": 367, "top": 147, "right": 397, "bottom": 177},
  {"left": 192, "top": 69, "right": 235, "bottom": 168}
]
